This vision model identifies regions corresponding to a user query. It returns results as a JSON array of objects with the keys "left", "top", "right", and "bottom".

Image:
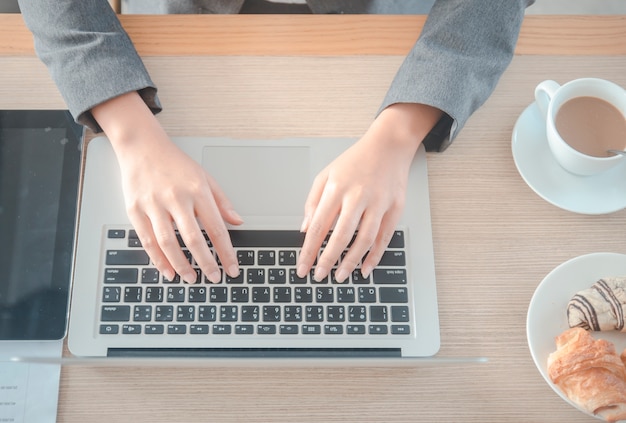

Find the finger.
[
  {"left": 334, "top": 209, "right": 382, "bottom": 283},
  {"left": 128, "top": 212, "right": 175, "bottom": 282},
  {"left": 194, "top": 187, "right": 238, "bottom": 281},
  {"left": 297, "top": 183, "right": 341, "bottom": 279},
  {"left": 360, "top": 206, "right": 404, "bottom": 278},
  {"left": 315, "top": 202, "right": 364, "bottom": 283},
  {"left": 206, "top": 174, "right": 243, "bottom": 226},
  {"left": 174, "top": 212, "right": 220, "bottom": 284},
  {"left": 300, "top": 171, "right": 327, "bottom": 233},
  {"left": 150, "top": 212, "right": 198, "bottom": 284}
]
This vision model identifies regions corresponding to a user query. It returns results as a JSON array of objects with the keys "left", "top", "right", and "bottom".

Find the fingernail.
[
  {"left": 361, "top": 265, "right": 372, "bottom": 279},
  {"left": 163, "top": 269, "right": 175, "bottom": 281},
  {"left": 183, "top": 270, "right": 197, "bottom": 284},
  {"left": 296, "top": 264, "right": 308, "bottom": 279},
  {"left": 313, "top": 266, "right": 327, "bottom": 282},
  {"left": 227, "top": 264, "right": 239, "bottom": 278},
  {"left": 208, "top": 270, "right": 222, "bottom": 284},
  {"left": 300, "top": 215, "right": 310, "bottom": 232},
  {"left": 230, "top": 209, "right": 243, "bottom": 223},
  {"left": 334, "top": 268, "right": 349, "bottom": 283}
]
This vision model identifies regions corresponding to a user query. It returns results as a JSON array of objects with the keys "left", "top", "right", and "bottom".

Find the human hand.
[
  {"left": 92, "top": 92, "right": 242, "bottom": 284},
  {"left": 296, "top": 103, "right": 443, "bottom": 282}
]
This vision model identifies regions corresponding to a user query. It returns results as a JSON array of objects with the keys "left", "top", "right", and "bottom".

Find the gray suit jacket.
[{"left": 18, "top": 0, "right": 532, "bottom": 152}]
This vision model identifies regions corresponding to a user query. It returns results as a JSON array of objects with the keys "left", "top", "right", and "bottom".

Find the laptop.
[{"left": 68, "top": 136, "right": 440, "bottom": 359}]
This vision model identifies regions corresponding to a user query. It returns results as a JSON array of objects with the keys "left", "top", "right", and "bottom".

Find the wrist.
[{"left": 372, "top": 103, "right": 443, "bottom": 154}]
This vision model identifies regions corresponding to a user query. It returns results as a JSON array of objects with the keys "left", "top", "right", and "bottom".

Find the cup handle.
[{"left": 534, "top": 80, "right": 560, "bottom": 120}]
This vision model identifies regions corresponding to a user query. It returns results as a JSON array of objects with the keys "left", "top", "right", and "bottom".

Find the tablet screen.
[{"left": 0, "top": 110, "right": 82, "bottom": 340}]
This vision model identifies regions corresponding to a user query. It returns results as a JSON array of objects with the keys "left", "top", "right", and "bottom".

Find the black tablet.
[{"left": 0, "top": 110, "right": 82, "bottom": 340}]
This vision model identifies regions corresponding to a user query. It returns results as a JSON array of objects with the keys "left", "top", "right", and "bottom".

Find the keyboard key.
[
  {"left": 247, "top": 269, "right": 265, "bottom": 284},
  {"left": 167, "top": 287, "right": 185, "bottom": 302},
  {"left": 177, "top": 306, "right": 195, "bottom": 322},
  {"left": 105, "top": 250, "right": 149, "bottom": 265},
  {"left": 326, "top": 306, "right": 345, "bottom": 322},
  {"left": 190, "top": 324, "right": 209, "bottom": 334},
  {"left": 124, "top": 287, "right": 142, "bottom": 302},
  {"left": 188, "top": 287, "right": 207, "bottom": 302},
  {"left": 336, "top": 287, "right": 355, "bottom": 303},
  {"left": 168, "top": 324, "right": 187, "bottom": 334},
  {"left": 391, "top": 325, "right": 411, "bottom": 335},
  {"left": 279, "top": 324, "right": 299, "bottom": 334},
  {"left": 99, "top": 324, "right": 119, "bottom": 334},
  {"left": 155, "top": 306, "right": 173, "bottom": 321},
  {"left": 220, "top": 306, "right": 238, "bottom": 321},
  {"left": 213, "top": 324, "right": 232, "bottom": 334},
  {"left": 101, "top": 306, "right": 130, "bottom": 322},
  {"left": 351, "top": 270, "right": 370, "bottom": 284},
  {"left": 268, "top": 268, "right": 286, "bottom": 284},
  {"left": 379, "top": 287, "right": 409, "bottom": 303},
  {"left": 235, "top": 324, "right": 254, "bottom": 334},
  {"left": 273, "top": 287, "right": 291, "bottom": 303},
  {"left": 302, "top": 325, "right": 321, "bottom": 335},
  {"left": 258, "top": 325, "right": 277, "bottom": 334},
  {"left": 324, "top": 324, "right": 343, "bottom": 335},
  {"left": 258, "top": 250, "right": 276, "bottom": 265},
  {"left": 133, "top": 305, "right": 152, "bottom": 321},
  {"left": 237, "top": 250, "right": 255, "bottom": 265},
  {"left": 241, "top": 305, "right": 260, "bottom": 322},
  {"left": 294, "top": 287, "right": 313, "bottom": 303},
  {"left": 348, "top": 306, "right": 366, "bottom": 322},
  {"left": 346, "top": 324, "right": 366, "bottom": 334},
  {"left": 391, "top": 306, "right": 410, "bottom": 322},
  {"left": 263, "top": 306, "right": 281, "bottom": 322},
  {"left": 378, "top": 251, "right": 406, "bottom": 267},
  {"left": 315, "top": 287, "right": 334, "bottom": 303},
  {"left": 209, "top": 287, "right": 227, "bottom": 302},
  {"left": 252, "top": 287, "right": 270, "bottom": 303},
  {"left": 145, "top": 287, "right": 163, "bottom": 302},
  {"left": 289, "top": 269, "right": 307, "bottom": 284},
  {"left": 305, "top": 306, "right": 324, "bottom": 322},
  {"left": 107, "top": 229, "right": 126, "bottom": 238},
  {"left": 231, "top": 287, "right": 249, "bottom": 303},
  {"left": 369, "top": 324, "right": 388, "bottom": 335},
  {"left": 142, "top": 268, "right": 160, "bottom": 284},
  {"left": 388, "top": 230, "right": 405, "bottom": 248},
  {"left": 104, "top": 268, "right": 138, "bottom": 284},
  {"left": 358, "top": 287, "right": 377, "bottom": 303},
  {"left": 145, "top": 325, "right": 164, "bottom": 334},
  {"left": 369, "top": 306, "right": 388, "bottom": 322},
  {"left": 283, "top": 306, "right": 302, "bottom": 322},
  {"left": 198, "top": 305, "right": 217, "bottom": 322},
  {"left": 278, "top": 250, "right": 297, "bottom": 266},
  {"left": 102, "top": 287, "right": 121, "bottom": 302},
  {"left": 226, "top": 272, "right": 244, "bottom": 284},
  {"left": 373, "top": 269, "right": 407, "bottom": 285},
  {"left": 122, "top": 324, "right": 141, "bottom": 334}
]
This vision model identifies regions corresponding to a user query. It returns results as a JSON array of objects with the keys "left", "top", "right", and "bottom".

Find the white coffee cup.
[{"left": 534, "top": 78, "right": 626, "bottom": 176}]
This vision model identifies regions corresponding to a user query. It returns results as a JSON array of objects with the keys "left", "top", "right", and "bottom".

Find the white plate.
[
  {"left": 527, "top": 252, "right": 626, "bottom": 421},
  {"left": 511, "top": 102, "right": 626, "bottom": 215}
]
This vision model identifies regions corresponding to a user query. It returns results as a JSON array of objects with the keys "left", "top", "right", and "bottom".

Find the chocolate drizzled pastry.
[{"left": 568, "top": 277, "right": 626, "bottom": 332}]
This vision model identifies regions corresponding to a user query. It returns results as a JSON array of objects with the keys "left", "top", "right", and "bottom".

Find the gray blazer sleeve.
[
  {"left": 18, "top": 0, "right": 161, "bottom": 132},
  {"left": 381, "top": 0, "right": 533, "bottom": 152}
]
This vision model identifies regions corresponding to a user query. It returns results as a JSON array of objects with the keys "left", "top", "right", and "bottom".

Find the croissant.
[
  {"left": 548, "top": 327, "right": 626, "bottom": 422},
  {"left": 567, "top": 276, "right": 626, "bottom": 332}
]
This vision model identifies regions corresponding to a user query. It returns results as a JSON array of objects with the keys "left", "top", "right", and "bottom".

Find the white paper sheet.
[{"left": 0, "top": 340, "right": 63, "bottom": 423}]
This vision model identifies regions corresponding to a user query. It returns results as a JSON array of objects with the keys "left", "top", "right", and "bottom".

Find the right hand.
[{"left": 92, "top": 92, "right": 242, "bottom": 284}]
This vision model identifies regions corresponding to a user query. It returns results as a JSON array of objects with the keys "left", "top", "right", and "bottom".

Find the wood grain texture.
[{"left": 1, "top": 14, "right": 625, "bottom": 56}]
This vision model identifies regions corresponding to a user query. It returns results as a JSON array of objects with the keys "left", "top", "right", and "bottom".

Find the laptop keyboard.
[{"left": 99, "top": 228, "right": 412, "bottom": 337}]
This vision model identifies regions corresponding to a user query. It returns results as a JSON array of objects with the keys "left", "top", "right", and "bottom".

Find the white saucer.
[
  {"left": 511, "top": 102, "right": 626, "bottom": 215},
  {"left": 527, "top": 252, "right": 626, "bottom": 421}
]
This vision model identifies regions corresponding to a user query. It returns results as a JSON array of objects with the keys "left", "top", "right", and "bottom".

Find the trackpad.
[{"left": 202, "top": 146, "right": 311, "bottom": 217}]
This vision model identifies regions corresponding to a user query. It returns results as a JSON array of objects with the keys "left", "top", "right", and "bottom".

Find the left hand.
[{"left": 296, "top": 103, "right": 443, "bottom": 283}]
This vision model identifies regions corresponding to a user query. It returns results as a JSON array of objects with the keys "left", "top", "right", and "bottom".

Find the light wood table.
[{"left": 1, "top": 14, "right": 625, "bottom": 423}]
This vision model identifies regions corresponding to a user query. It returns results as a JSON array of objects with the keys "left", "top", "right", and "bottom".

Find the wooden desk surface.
[{"left": 1, "top": 14, "right": 625, "bottom": 423}]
